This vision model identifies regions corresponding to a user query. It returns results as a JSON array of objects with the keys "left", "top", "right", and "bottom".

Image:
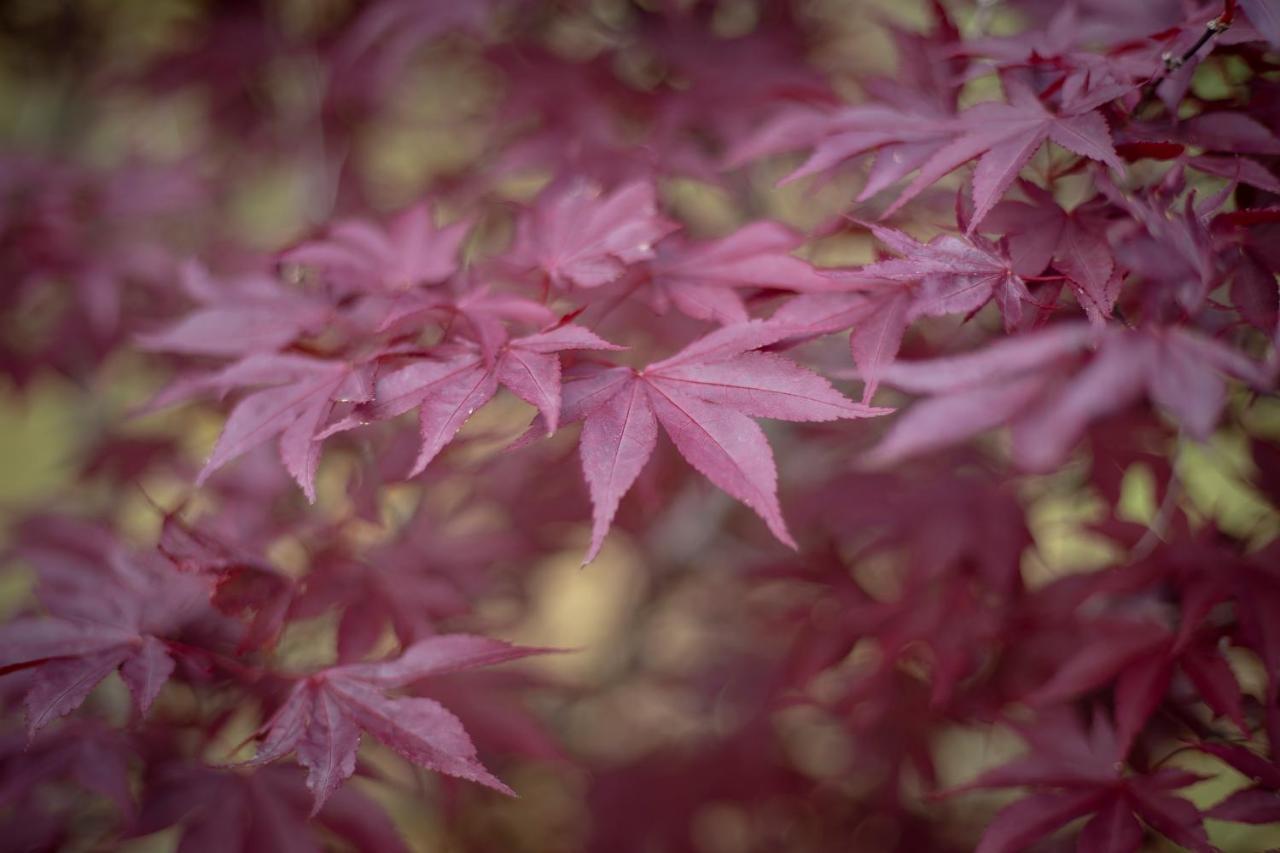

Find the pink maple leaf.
[
  {"left": 282, "top": 202, "right": 470, "bottom": 294},
  {"left": 549, "top": 322, "right": 888, "bottom": 562},
  {"left": 147, "top": 354, "right": 374, "bottom": 501},
  {"left": 883, "top": 78, "right": 1124, "bottom": 231},
  {"left": 136, "top": 261, "right": 333, "bottom": 357},
  {"left": 323, "top": 324, "right": 622, "bottom": 477},
  {"left": 505, "top": 179, "right": 677, "bottom": 290},
  {"left": 646, "top": 221, "right": 839, "bottom": 325},
  {"left": 867, "top": 323, "right": 1272, "bottom": 470}
]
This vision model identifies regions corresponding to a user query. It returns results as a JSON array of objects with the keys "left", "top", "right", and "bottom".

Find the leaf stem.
[{"left": 1129, "top": 467, "right": 1184, "bottom": 562}]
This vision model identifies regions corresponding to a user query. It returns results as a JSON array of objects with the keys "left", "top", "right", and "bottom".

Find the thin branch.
[{"left": 1132, "top": 1, "right": 1237, "bottom": 118}]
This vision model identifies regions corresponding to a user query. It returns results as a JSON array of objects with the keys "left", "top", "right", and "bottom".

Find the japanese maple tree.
[{"left": 2, "top": 0, "right": 1279, "bottom": 851}]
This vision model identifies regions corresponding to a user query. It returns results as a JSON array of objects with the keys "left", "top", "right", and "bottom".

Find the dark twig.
[{"left": 1132, "top": 0, "right": 1237, "bottom": 118}]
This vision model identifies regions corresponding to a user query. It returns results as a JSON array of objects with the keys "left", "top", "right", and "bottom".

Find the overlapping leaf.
[
  {"left": 136, "top": 261, "right": 333, "bottom": 357},
  {"left": 247, "top": 635, "right": 550, "bottom": 812},
  {"left": 883, "top": 78, "right": 1125, "bottom": 231},
  {"left": 959, "top": 710, "right": 1212, "bottom": 853},
  {"left": 506, "top": 180, "right": 677, "bottom": 290},
  {"left": 867, "top": 324, "right": 1273, "bottom": 470},
  {"left": 283, "top": 202, "right": 470, "bottom": 293},
  {"left": 0, "top": 530, "right": 226, "bottom": 736},
  {"left": 324, "top": 324, "right": 621, "bottom": 477},
  {"left": 645, "top": 222, "right": 837, "bottom": 324},
  {"left": 147, "top": 354, "right": 373, "bottom": 500}
]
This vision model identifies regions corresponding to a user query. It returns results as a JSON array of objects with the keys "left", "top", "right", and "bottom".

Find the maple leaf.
[
  {"left": 1098, "top": 175, "right": 1223, "bottom": 314},
  {"left": 323, "top": 323, "right": 621, "bottom": 477},
  {"left": 1154, "top": 110, "right": 1280, "bottom": 160},
  {"left": 485, "top": 46, "right": 676, "bottom": 183},
  {"left": 806, "top": 467, "right": 1031, "bottom": 599},
  {"left": 1241, "top": 0, "right": 1280, "bottom": 47},
  {"left": 505, "top": 179, "right": 677, "bottom": 290},
  {"left": 883, "top": 78, "right": 1124, "bottom": 231},
  {"left": 645, "top": 222, "right": 837, "bottom": 325},
  {"left": 547, "top": 322, "right": 888, "bottom": 562},
  {"left": 289, "top": 527, "right": 487, "bottom": 663},
  {"left": 1228, "top": 249, "right": 1280, "bottom": 333},
  {"left": 282, "top": 202, "right": 469, "bottom": 293},
  {"left": 770, "top": 286, "right": 912, "bottom": 404},
  {"left": 984, "top": 182, "right": 1120, "bottom": 322},
  {"left": 857, "top": 223, "right": 1034, "bottom": 329},
  {"left": 156, "top": 511, "right": 296, "bottom": 653},
  {"left": 1086, "top": 538, "right": 1280, "bottom": 754},
  {"left": 958, "top": 709, "right": 1212, "bottom": 853},
  {"left": 1029, "top": 615, "right": 1244, "bottom": 755},
  {"left": 246, "top": 635, "right": 550, "bottom": 812},
  {"left": 372, "top": 285, "right": 557, "bottom": 362},
  {"left": 723, "top": 101, "right": 954, "bottom": 189},
  {"left": 136, "top": 260, "right": 333, "bottom": 357},
  {"left": 328, "top": 0, "right": 496, "bottom": 118},
  {"left": 955, "top": 5, "right": 1155, "bottom": 111},
  {"left": 0, "top": 721, "right": 133, "bottom": 815},
  {"left": 765, "top": 471, "right": 1033, "bottom": 710},
  {"left": 1201, "top": 741, "right": 1280, "bottom": 824},
  {"left": 0, "top": 529, "right": 226, "bottom": 736},
  {"left": 769, "top": 221, "right": 1048, "bottom": 402},
  {"left": 721, "top": 5, "right": 964, "bottom": 194},
  {"left": 146, "top": 353, "right": 373, "bottom": 501},
  {"left": 867, "top": 324, "right": 1273, "bottom": 470},
  {"left": 134, "top": 763, "right": 409, "bottom": 853},
  {"left": 1187, "top": 153, "right": 1280, "bottom": 196}
]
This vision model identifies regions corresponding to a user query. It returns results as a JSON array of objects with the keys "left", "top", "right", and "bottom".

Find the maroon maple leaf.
[
  {"left": 246, "top": 635, "right": 551, "bottom": 812},
  {"left": 866, "top": 323, "right": 1273, "bottom": 470},
  {"left": 156, "top": 511, "right": 296, "bottom": 653},
  {"left": 723, "top": 101, "right": 954, "bottom": 189},
  {"left": 957, "top": 709, "right": 1212, "bottom": 853},
  {"left": 770, "top": 287, "right": 912, "bottom": 405},
  {"left": 984, "top": 182, "right": 1120, "bottom": 322},
  {"left": 1240, "top": 0, "right": 1280, "bottom": 46},
  {"left": 0, "top": 721, "right": 132, "bottom": 815},
  {"left": 772, "top": 223, "right": 1033, "bottom": 403},
  {"left": 0, "top": 530, "right": 226, "bottom": 736},
  {"left": 857, "top": 224, "right": 1035, "bottom": 329},
  {"left": 1201, "top": 741, "right": 1280, "bottom": 824},
  {"left": 134, "top": 763, "right": 409, "bottom": 853},
  {"left": 1029, "top": 615, "right": 1244, "bottom": 755}
]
